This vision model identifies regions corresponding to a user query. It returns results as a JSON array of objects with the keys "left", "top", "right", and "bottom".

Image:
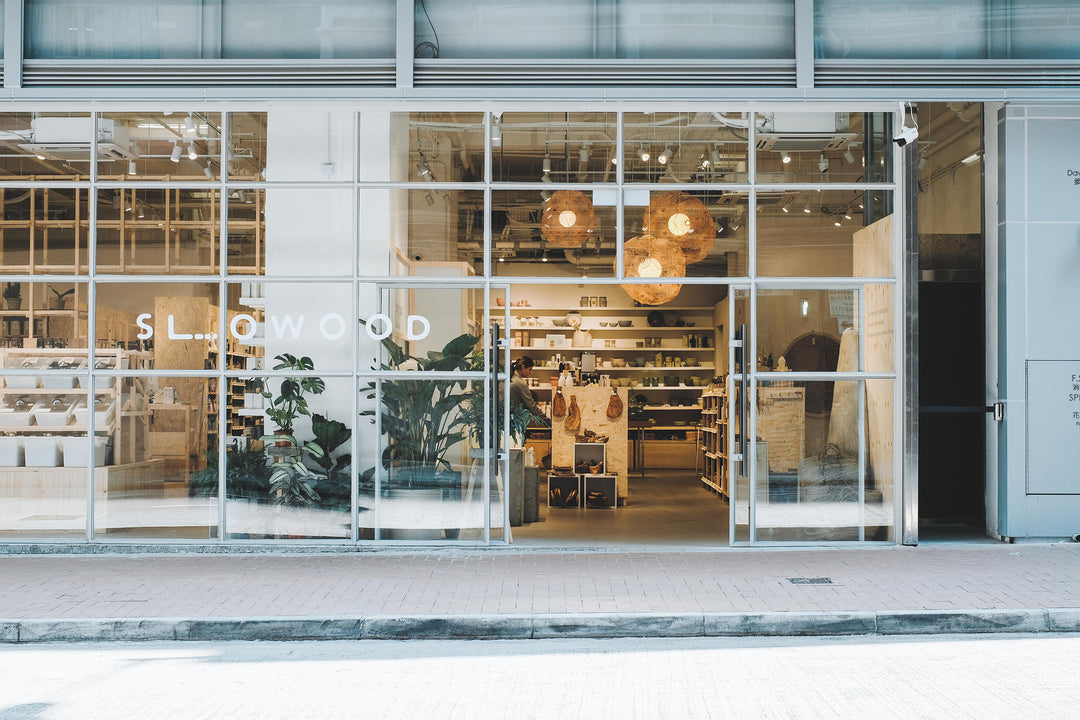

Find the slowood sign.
[{"left": 133, "top": 312, "right": 431, "bottom": 342}]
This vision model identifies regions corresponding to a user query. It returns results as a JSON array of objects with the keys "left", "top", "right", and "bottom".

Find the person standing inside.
[{"left": 510, "top": 356, "right": 548, "bottom": 425}]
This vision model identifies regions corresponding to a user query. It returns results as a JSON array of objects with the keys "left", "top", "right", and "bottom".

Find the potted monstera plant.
[
  {"left": 361, "top": 329, "right": 481, "bottom": 497},
  {"left": 260, "top": 353, "right": 326, "bottom": 506}
]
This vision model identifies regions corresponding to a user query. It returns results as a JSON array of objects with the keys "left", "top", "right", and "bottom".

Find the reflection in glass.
[
  {"left": 623, "top": 190, "right": 746, "bottom": 278},
  {"left": 95, "top": 374, "right": 218, "bottom": 539},
  {"left": 366, "top": 377, "right": 493, "bottom": 541},
  {"left": 98, "top": 112, "right": 222, "bottom": 181},
  {"left": 386, "top": 112, "right": 485, "bottom": 184},
  {"left": 227, "top": 112, "right": 267, "bottom": 180},
  {"left": 239, "top": 188, "right": 354, "bottom": 276},
  {"left": 755, "top": 112, "right": 890, "bottom": 184},
  {"left": 493, "top": 190, "right": 615, "bottom": 278},
  {"left": 384, "top": 189, "right": 484, "bottom": 277},
  {"left": 221, "top": 0, "right": 394, "bottom": 59},
  {"left": 96, "top": 188, "right": 220, "bottom": 274},
  {"left": 94, "top": 283, "right": 219, "bottom": 370},
  {"left": 493, "top": 112, "right": 616, "bottom": 184},
  {"left": 865, "top": 379, "right": 894, "bottom": 541},
  {"left": 623, "top": 112, "right": 749, "bottom": 184},
  {"left": 0, "top": 282, "right": 88, "bottom": 350},
  {"left": 755, "top": 379, "right": 860, "bottom": 541},
  {"left": 0, "top": 187, "right": 90, "bottom": 275},
  {"left": 0, "top": 112, "right": 91, "bottom": 179},
  {"left": 0, "top": 374, "right": 85, "bottom": 538},
  {"left": 757, "top": 191, "right": 894, "bottom": 277},
  {"left": 226, "top": 376, "right": 352, "bottom": 539},
  {"left": 756, "top": 289, "right": 854, "bottom": 374}
]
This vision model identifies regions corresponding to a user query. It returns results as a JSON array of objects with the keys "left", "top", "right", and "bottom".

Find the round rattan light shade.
[
  {"left": 541, "top": 190, "right": 595, "bottom": 248},
  {"left": 643, "top": 191, "right": 716, "bottom": 264},
  {"left": 618, "top": 235, "right": 686, "bottom": 305}
]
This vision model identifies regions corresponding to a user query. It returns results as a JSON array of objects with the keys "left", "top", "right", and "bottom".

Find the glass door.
[
  {"left": 730, "top": 285, "right": 751, "bottom": 543},
  {"left": 367, "top": 282, "right": 501, "bottom": 542}
]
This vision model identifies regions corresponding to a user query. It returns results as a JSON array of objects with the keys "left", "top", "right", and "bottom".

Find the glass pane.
[
  {"left": 758, "top": 193, "right": 895, "bottom": 278},
  {"left": 0, "top": 387, "right": 85, "bottom": 537},
  {"left": 225, "top": 281, "right": 354, "bottom": 373},
  {"left": 862, "top": 284, "right": 895, "bottom": 373},
  {"left": 95, "top": 374, "right": 218, "bottom": 539},
  {"left": 1, "top": 282, "right": 89, "bottom": 350},
  {"left": 815, "top": 0, "right": 986, "bottom": 60},
  {"left": 757, "top": 288, "right": 855, "bottom": 375},
  {"left": 26, "top": 0, "right": 202, "bottom": 59},
  {"left": 222, "top": 0, "right": 394, "bottom": 59},
  {"left": 253, "top": 110, "right": 355, "bottom": 182},
  {"left": 493, "top": 112, "right": 617, "bottom": 184},
  {"left": 96, "top": 188, "right": 220, "bottom": 274},
  {"left": 816, "top": 0, "right": 1080, "bottom": 60},
  {"left": 375, "top": 287, "right": 484, "bottom": 370},
  {"left": 755, "top": 379, "right": 859, "bottom": 541},
  {"left": 383, "top": 189, "right": 484, "bottom": 277},
  {"left": 225, "top": 377, "right": 352, "bottom": 539},
  {"left": 98, "top": 112, "right": 222, "bottom": 181},
  {"left": 616, "top": 0, "right": 793, "bottom": 59},
  {"left": 419, "top": 0, "right": 793, "bottom": 59},
  {"left": 0, "top": 188, "right": 90, "bottom": 275},
  {"left": 865, "top": 379, "right": 894, "bottom": 541},
  {"left": 94, "top": 283, "right": 219, "bottom": 370},
  {"left": 623, "top": 190, "right": 747, "bottom": 279},
  {"left": 0, "top": 112, "right": 91, "bottom": 179},
  {"left": 231, "top": 188, "right": 354, "bottom": 276},
  {"left": 756, "top": 111, "right": 891, "bottom": 184},
  {"left": 384, "top": 112, "right": 485, "bottom": 184},
  {"left": 623, "top": 112, "right": 749, "bottom": 184},
  {"left": 369, "top": 378, "right": 488, "bottom": 540},
  {"left": 494, "top": 189, "right": 616, "bottom": 278}
]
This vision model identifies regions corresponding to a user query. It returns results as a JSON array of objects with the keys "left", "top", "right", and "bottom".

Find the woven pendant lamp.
[
  {"left": 540, "top": 190, "right": 596, "bottom": 248},
  {"left": 642, "top": 191, "right": 716, "bottom": 264},
  {"left": 618, "top": 235, "right": 685, "bottom": 305}
]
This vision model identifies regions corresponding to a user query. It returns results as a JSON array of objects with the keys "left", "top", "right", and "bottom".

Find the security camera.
[{"left": 893, "top": 125, "right": 918, "bottom": 147}]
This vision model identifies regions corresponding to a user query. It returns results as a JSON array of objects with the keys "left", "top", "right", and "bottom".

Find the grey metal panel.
[
  {"left": 1026, "top": 361, "right": 1080, "bottom": 495},
  {"left": 1026, "top": 120, "right": 1080, "bottom": 222},
  {"left": 20, "top": 60, "right": 398, "bottom": 87},
  {"left": 1026, "top": 224, "right": 1080, "bottom": 360},
  {"left": 794, "top": 0, "right": 813, "bottom": 89}
]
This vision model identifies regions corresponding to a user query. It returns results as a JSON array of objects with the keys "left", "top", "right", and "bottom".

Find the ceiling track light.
[
  {"left": 579, "top": 146, "right": 590, "bottom": 163},
  {"left": 640, "top": 145, "right": 650, "bottom": 162},
  {"left": 542, "top": 155, "right": 551, "bottom": 174},
  {"left": 184, "top": 113, "right": 195, "bottom": 135},
  {"left": 170, "top": 143, "right": 181, "bottom": 163},
  {"left": 203, "top": 162, "right": 213, "bottom": 179},
  {"left": 657, "top": 148, "right": 672, "bottom": 165},
  {"left": 843, "top": 149, "right": 856, "bottom": 165},
  {"left": 128, "top": 160, "right": 137, "bottom": 176},
  {"left": 781, "top": 151, "right": 791, "bottom": 164},
  {"left": 961, "top": 152, "right": 981, "bottom": 165},
  {"left": 818, "top": 154, "right": 829, "bottom": 174},
  {"left": 710, "top": 149, "right": 721, "bottom": 167},
  {"left": 803, "top": 199, "right": 812, "bottom": 214},
  {"left": 188, "top": 143, "right": 198, "bottom": 161}
]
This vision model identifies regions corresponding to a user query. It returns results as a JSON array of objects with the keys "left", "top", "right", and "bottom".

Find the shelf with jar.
[{"left": 0, "top": 347, "right": 153, "bottom": 467}]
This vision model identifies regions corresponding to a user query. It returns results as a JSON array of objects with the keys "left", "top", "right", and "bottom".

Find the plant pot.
[
  {"left": 51, "top": 299, "right": 67, "bottom": 310},
  {"left": 3, "top": 298, "right": 21, "bottom": 310}
]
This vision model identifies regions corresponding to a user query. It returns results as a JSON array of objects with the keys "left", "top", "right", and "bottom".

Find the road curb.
[{"left": 3, "top": 609, "right": 1079, "bottom": 643}]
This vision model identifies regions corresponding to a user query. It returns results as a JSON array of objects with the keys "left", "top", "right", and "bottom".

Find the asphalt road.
[{"left": 1, "top": 633, "right": 1077, "bottom": 719}]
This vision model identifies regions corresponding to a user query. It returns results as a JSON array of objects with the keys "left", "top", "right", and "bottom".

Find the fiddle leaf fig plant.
[{"left": 261, "top": 353, "right": 326, "bottom": 435}]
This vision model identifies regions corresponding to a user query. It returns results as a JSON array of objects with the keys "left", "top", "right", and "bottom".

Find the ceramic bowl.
[{"left": 618, "top": 320, "right": 632, "bottom": 327}]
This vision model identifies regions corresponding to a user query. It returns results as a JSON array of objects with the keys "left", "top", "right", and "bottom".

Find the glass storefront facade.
[{"left": 0, "top": 107, "right": 900, "bottom": 543}]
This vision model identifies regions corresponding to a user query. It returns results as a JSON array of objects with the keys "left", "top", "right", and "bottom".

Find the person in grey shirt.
[{"left": 510, "top": 356, "right": 547, "bottom": 424}]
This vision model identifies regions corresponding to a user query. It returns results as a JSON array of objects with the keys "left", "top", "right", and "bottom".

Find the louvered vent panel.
[
  {"left": 414, "top": 61, "right": 796, "bottom": 87},
  {"left": 21, "top": 62, "right": 396, "bottom": 87},
  {"left": 816, "top": 62, "right": 1080, "bottom": 88}
]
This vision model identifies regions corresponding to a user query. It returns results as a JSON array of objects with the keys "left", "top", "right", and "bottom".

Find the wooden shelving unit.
[{"left": 699, "top": 382, "right": 730, "bottom": 498}]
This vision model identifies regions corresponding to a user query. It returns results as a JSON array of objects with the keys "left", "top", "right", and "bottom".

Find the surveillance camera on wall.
[{"left": 893, "top": 125, "right": 918, "bottom": 147}]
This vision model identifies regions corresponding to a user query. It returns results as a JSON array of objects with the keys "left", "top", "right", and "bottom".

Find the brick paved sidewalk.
[{"left": 2, "top": 542, "right": 1078, "bottom": 641}]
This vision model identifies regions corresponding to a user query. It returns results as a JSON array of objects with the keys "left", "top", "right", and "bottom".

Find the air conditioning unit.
[
  {"left": 18, "top": 117, "right": 134, "bottom": 161},
  {"left": 756, "top": 112, "right": 856, "bottom": 153}
]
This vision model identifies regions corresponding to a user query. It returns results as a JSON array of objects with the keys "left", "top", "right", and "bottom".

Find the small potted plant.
[
  {"left": 2, "top": 283, "right": 21, "bottom": 310},
  {"left": 49, "top": 285, "right": 75, "bottom": 310}
]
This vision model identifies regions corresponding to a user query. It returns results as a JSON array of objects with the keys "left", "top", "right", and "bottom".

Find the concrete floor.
[{"left": 512, "top": 469, "right": 731, "bottom": 547}]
